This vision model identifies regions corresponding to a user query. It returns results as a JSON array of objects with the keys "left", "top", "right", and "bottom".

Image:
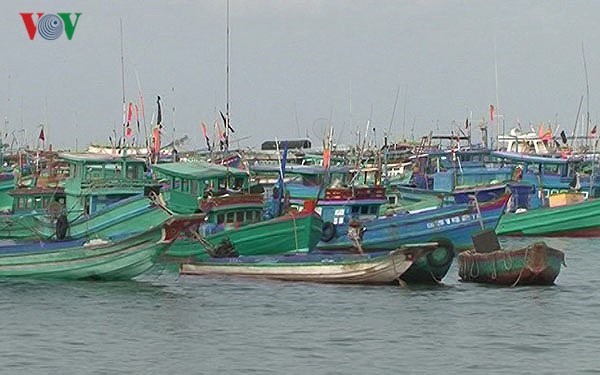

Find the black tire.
[
  {"left": 321, "top": 222, "right": 336, "bottom": 242},
  {"left": 56, "top": 214, "right": 69, "bottom": 240},
  {"left": 426, "top": 238, "right": 455, "bottom": 269}
]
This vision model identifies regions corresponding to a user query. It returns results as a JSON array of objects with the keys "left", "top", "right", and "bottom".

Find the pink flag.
[{"left": 489, "top": 105, "right": 495, "bottom": 122}]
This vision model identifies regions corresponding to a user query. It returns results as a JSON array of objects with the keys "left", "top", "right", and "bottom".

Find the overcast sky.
[{"left": 1, "top": 0, "right": 600, "bottom": 150}]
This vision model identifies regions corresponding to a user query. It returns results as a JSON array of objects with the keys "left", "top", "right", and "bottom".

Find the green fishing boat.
[
  {"left": 458, "top": 242, "right": 565, "bottom": 286},
  {"left": 0, "top": 213, "right": 204, "bottom": 280},
  {"left": 0, "top": 185, "right": 66, "bottom": 240},
  {"left": 0, "top": 171, "right": 16, "bottom": 213},
  {"left": 153, "top": 161, "right": 323, "bottom": 259},
  {"left": 7, "top": 152, "right": 167, "bottom": 241},
  {"left": 496, "top": 193, "right": 600, "bottom": 237}
]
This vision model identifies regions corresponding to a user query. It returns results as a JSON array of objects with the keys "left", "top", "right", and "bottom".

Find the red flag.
[
  {"left": 125, "top": 127, "right": 133, "bottom": 138},
  {"left": 127, "top": 102, "right": 133, "bottom": 124},
  {"left": 38, "top": 128, "right": 45, "bottom": 141},
  {"left": 489, "top": 105, "right": 495, "bottom": 122},
  {"left": 591, "top": 125, "right": 598, "bottom": 137},
  {"left": 153, "top": 126, "right": 161, "bottom": 155},
  {"left": 323, "top": 148, "right": 331, "bottom": 168},
  {"left": 201, "top": 122, "right": 208, "bottom": 139}
]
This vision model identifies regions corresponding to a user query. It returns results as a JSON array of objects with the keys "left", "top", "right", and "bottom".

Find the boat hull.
[
  {"left": 166, "top": 210, "right": 323, "bottom": 259},
  {"left": 33, "top": 194, "right": 172, "bottom": 240},
  {"left": 180, "top": 247, "right": 429, "bottom": 285},
  {"left": 457, "top": 242, "right": 565, "bottom": 286},
  {"left": 0, "top": 214, "right": 203, "bottom": 280},
  {"left": 496, "top": 198, "right": 600, "bottom": 237},
  {"left": 317, "top": 194, "right": 509, "bottom": 252}
]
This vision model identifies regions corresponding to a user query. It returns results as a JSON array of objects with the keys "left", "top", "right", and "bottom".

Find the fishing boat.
[
  {"left": 7, "top": 152, "right": 168, "bottom": 241},
  {"left": 316, "top": 193, "right": 510, "bottom": 252},
  {"left": 490, "top": 150, "right": 600, "bottom": 199},
  {"left": 152, "top": 161, "right": 323, "bottom": 259},
  {"left": 179, "top": 243, "right": 439, "bottom": 285},
  {"left": 457, "top": 230, "right": 565, "bottom": 286},
  {"left": 0, "top": 213, "right": 204, "bottom": 280},
  {"left": 496, "top": 192, "right": 600, "bottom": 236}
]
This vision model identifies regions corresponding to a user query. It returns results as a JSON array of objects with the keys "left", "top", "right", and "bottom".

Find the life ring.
[
  {"left": 321, "top": 222, "right": 336, "bottom": 242},
  {"left": 56, "top": 214, "right": 69, "bottom": 240},
  {"left": 426, "top": 238, "right": 455, "bottom": 269}
]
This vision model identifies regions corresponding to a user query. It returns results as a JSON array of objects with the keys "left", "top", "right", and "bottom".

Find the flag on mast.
[
  {"left": 201, "top": 122, "right": 211, "bottom": 151},
  {"left": 156, "top": 96, "right": 162, "bottom": 127},
  {"left": 489, "top": 105, "right": 495, "bottom": 122}
]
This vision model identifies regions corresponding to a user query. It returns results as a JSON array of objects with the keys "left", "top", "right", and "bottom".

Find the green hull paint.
[
  {"left": 400, "top": 243, "right": 455, "bottom": 283},
  {"left": 0, "top": 214, "right": 37, "bottom": 240},
  {"left": 0, "top": 225, "right": 165, "bottom": 280},
  {"left": 496, "top": 198, "right": 600, "bottom": 236},
  {"left": 167, "top": 211, "right": 323, "bottom": 259},
  {"left": 458, "top": 242, "right": 564, "bottom": 285},
  {"left": 0, "top": 214, "right": 204, "bottom": 280},
  {"left": 32, "top": 195, "right": 171, "bottom": 240},
  {"left": 0, "top": 176, "right": 15, "bottom": 212}
]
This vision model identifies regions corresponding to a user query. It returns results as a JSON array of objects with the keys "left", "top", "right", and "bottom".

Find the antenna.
[
  {"left": 387, "top": 85, "right": 400, "bottom": 136},
  {"left": 120, "top": 18, "right": 126, "bottom": 142},
  {"left": 582, "top": 43, "right": 591, "bottom": 148},
  {"left": 225, "top": 0, "right": 230, "bottom": 151}
]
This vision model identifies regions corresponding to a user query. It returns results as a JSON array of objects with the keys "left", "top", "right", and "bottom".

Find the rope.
[
  {"left": 491, "top": 252, "right": 497, "bottom": 280},
  {"left": 469, "top": 255, "right": 480, "bottom": 279},
  {"left": 291, "top": 212, "right": 299, "bottom": 252},
  {"left": 148, "top": 191, "right": 174, "bottom": 216},
  {"left": 510, "top": 246, "right": 529, "bottom": 287},
  {"left": 185, "top": 227, "right": 217, "bottom": 257},
  {"left": 503, "top": 252, "right": 513, "bottom": 271}
]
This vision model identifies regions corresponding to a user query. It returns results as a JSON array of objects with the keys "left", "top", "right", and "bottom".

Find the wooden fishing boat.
[
  {"left": 457, "top": 230, "right": 565, "bottom": 286},
  {"left": 153, "top": 162, "right": 323, "bottom": 259},
  {"left": 0, "top": 213, "right": 204, "bottom": 280},
  {"left": 180, "top": 243, "right": 439, "bottom": 285},
  {"left": 0, "top": 152, "right": 172, "bottom": 242},
  {"left": 317, "top": 193, "right": 510, "bottom": 252},
  {"left": 496, "top": 193, "right": 600, "bottom": 237}
]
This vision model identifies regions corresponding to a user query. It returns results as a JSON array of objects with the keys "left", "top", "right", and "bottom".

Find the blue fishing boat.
[
  {"left": 316, "top": 193, "right": 510, "bottom": 252},
  {"left": 490, "top": 150, "right": 600, "bottom": 199}
]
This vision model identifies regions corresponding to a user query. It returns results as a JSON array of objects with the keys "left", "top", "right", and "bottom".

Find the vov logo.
[{"left": 20, "top": 13, "right": 82, "bottom": 40}]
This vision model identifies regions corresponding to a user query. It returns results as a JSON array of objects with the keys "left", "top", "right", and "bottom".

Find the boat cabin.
[
  {"left": 490, "top": 150, "right": 600, "bottom": 199},
  {"left": 154, "top": 162, "right": 250, "bottom": 207},
  {"left": 9, "top": 187, "right": 66, "bottom": 215},
  {"left": 60, "top": 153, "right": 152, "bottom": 219}
]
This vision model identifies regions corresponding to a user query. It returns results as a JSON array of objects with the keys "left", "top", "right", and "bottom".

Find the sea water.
[{"left": 0, "top": 236, "right": 597, "bottom": 374}]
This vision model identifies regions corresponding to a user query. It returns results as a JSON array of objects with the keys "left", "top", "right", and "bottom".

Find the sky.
[{"left": 1, "top": 0, "right": 600, "bottom": 151}]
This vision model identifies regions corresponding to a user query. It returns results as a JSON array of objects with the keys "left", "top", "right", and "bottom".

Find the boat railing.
[
  {"left": 324, "top": 186, "right": 387, "bottom": 201},
  {"left": 79, "top": 178, "right": 150, "bottom": 191}
]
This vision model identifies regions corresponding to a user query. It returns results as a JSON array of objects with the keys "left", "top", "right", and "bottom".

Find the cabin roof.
[
  {"left": 490, "top": 151, "right": 582, "bottom": 164},
  {"left": 153, "top": 162, "right": 248, "bottom": 179},
  {"left": 250, "top": 164, "right": 349, "bottom": 175},
  {"left": 58, "top": 152, "right": 146, "bottom": 164}
]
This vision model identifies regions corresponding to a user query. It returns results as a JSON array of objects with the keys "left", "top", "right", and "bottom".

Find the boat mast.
[
  {"left": 582, "top": 43, "right": 591, "bottom": 150},
  {"left": 494, "top": 38, "right": 501, "bottom": 150},
  {"left": 225, "top": 0, "right": 230, "bottom": 152},
  {"left": 120, "top": 18, "right": 126, "bottom": 146}
]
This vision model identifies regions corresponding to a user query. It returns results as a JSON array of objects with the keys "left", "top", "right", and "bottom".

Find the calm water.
[{"left": 0, "top": 237, "right": 598, "bottom": 374}]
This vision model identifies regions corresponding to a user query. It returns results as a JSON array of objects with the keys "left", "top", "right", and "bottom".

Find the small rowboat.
[
  {"left": 458, "top": 239, "right": 565, "bottom": 286},
  {"left": 179, "top": 243, "right": 439, "bottom": 285}
]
